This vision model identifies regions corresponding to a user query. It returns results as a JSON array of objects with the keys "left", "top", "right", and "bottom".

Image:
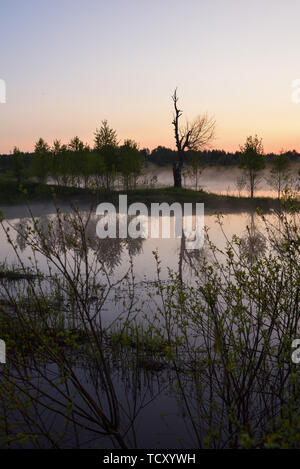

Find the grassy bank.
[{"left": 0, "top": 176, "right": 288, "bottom": 212}]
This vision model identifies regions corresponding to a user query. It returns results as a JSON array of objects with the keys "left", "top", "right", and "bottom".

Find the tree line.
[
  {"left": 1, "top": 138, "right": 299, "bottom": 183},
  {"left": 0, "top": 120, "right": 144, "bottom": 191},
  {"left": 0, "top": 89, "right": 299, "bottom": 197},
  {"left": 145, "top": 146, "right": 300, "bottom": 167}
]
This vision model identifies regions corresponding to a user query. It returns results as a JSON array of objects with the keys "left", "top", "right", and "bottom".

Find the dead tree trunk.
[
  {"left": 171, "top": 89, "right": 215, "bottom": 188},
  {"left": 172, "top": 89, "right": 184, "bottom": 188},
  {"left": 173, "top": 158, "right": 183, "bottom": 188}
]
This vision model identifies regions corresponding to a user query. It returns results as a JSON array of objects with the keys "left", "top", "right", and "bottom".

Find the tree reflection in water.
[
  {"left": 0, "top": 204, "right": 299, "bottom": 449},
  {"left": 14, "top": 209, "right": 145, "bottom": 274}
]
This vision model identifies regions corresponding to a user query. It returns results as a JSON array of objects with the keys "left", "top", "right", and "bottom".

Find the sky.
[{"left": 1, "top": 0, "right": 300, "bottom": 154}]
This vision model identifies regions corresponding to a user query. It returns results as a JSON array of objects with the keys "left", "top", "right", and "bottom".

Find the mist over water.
[{"left": 142, "top": 163, "right": 300, "bottom": 198}]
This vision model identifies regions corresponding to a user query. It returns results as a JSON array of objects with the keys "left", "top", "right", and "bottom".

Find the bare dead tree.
[{"left": 172, "top": 88, "right": 215, "bottom": 188}]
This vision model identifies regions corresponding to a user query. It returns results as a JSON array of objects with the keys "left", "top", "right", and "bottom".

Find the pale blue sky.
[{"left": 1, "top": 0, "right": 300, "bottom": 153}]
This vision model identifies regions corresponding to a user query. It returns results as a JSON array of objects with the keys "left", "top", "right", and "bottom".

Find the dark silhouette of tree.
[
  {"left": 32, "top": 138, "right": 51, "bottom": 183},
  {"left": 12, "top": 146, "right": 26, "bottom": 184},
  {"left": 51, "top": 139, "right": 68, "bottom": 185},
  {"left": 94, "top": 120, "right": 119, "bottom": 190},
  {"left": 118, "top": 139, "right": 142, "bottom": 190},
  {"left": 239, "top": 135, "right": 265, "bottom": 198},
  {"left": 94, "top": 120, "right": 118, "bottom": 150},
  {"left": 171, "top": 89, "right": 215, "bottom": 188},
  {"left": 68, "top": 136, "right": 85, "bottom": 153},
  {"left": 149, "top": 146, "right": 176, "bottom": 167},
  {"left": 68, "top": 137, "right": 90, "bottom": 188},
  {"left": 140, "top": 147, "right": 150, "bottom": 166}
]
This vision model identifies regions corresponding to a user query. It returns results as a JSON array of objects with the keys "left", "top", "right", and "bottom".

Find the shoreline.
[{"left": 0, "top": 179, "right": 292, "bottom": 217}]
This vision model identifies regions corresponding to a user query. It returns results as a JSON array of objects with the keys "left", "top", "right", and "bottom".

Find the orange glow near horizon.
[
  {"left": 2, "top": 1, "right": 300, "bottom": 156},
  {"left": 3, "top": 122, "right": 300, "bottom": 156}
]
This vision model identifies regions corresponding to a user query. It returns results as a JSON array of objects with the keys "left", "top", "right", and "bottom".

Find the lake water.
[
  {"left": 0, "top": 201, "right": 271, "bottom": 281},
  {"left": 0, "top": 197, "right": 296, "bottom": 448}
]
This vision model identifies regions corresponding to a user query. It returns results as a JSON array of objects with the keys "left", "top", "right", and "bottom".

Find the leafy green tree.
[
  {"left": 68, "top": 136, "right": 85, "bottom": 153},
  {"left": 94, "top": 121, "right": 119, "bottom": 190},
  {"left": 118, "top": 140, "right": 143, "bottom": 190},
  {"left": 31, "top": 138, "right": 50, "bottom": 184},
  {"left": 11, "top": 146, "right": 26, "bottom": 184},
  {"left": 51, "top": 139, "right": 68, "bottom": 185},
  {"left": 239, "top": 135, "right": 265, "bottom": 198},
  {"left": 89, "top": 150, "right": 106, "bottom": 190},
  {"left": 68, "top": 136, "right": 87, "bottom": 187},
  {"left": 94, "top": 119, "right": 118, "bottom": 150},
  {"left": 79, "top": 144, "right": 93, "bottom": 189}
]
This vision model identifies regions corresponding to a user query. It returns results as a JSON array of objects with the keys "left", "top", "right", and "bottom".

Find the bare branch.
[
  {"left": 171, "top": 88, "right": 215, "bottom": 187},
  {"left": 172, "top": 88, "right": 183, "bottom": 152},
  {"left": 182, "top": 114, "right": 216, "bottom": 151}
]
